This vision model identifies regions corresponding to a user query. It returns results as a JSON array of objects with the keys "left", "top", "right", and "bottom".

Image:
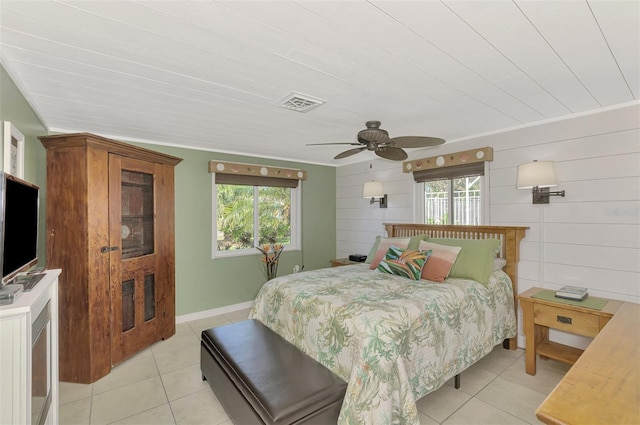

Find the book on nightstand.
[{"left": 555, "top": 285, "right": 588, "bottom": 301}]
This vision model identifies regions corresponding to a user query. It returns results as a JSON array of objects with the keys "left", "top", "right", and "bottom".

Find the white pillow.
[{"left": 493, "top": 257, "right": 507, "bottom": 272}]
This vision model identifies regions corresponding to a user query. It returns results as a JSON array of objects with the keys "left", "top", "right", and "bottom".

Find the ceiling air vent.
[{"left": 278, "top": 92, "right": 325, "bottom": 113}]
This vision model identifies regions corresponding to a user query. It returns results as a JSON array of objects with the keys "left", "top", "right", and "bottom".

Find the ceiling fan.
[{"left": 308, "top": 120, "right": 445, "bottom": 161}]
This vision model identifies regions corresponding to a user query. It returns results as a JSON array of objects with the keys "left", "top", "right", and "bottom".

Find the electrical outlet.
[{"left": 293, "top": 265, "right": 300, "bottom": 274}]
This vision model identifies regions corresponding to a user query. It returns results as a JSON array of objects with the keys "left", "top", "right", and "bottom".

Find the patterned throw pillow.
[
  {"left": 418, "top": 241, "right": 462, "bottom": 282},
  {"left": 376, "top": 246, "right": 431, "bottom": 280}
]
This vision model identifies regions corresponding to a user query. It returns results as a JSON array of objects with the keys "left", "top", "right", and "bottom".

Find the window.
[
  {"left": 423, "top": 176, "right": 482, "bottom": 225},
  {"left": 211, "top": 164, "right": 303, "bottom": 258},
  {"left": 413, "top": 161, "right": 485, "bottom": 225}
]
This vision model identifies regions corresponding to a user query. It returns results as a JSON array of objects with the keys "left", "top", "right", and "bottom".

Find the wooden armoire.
[{"left": 40, "top": 133, "right": 182, "bottom": 383}]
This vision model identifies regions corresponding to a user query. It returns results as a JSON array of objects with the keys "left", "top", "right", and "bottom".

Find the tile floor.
[{"left": 60, "top": 309, "right": 569, "bottom": 424}]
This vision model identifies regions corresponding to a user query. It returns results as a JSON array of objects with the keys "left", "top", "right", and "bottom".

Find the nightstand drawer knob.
[{"left": 557, "top": 315, "right": 572, "bottom": 324}]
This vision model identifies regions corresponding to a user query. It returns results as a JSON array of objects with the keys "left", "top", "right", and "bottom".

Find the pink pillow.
[
  {"left": 368, "top": 238, "right": 411, "bottom": 269},
  {"left": 418, "top": 241, "right": 462, "bottom": 282}
]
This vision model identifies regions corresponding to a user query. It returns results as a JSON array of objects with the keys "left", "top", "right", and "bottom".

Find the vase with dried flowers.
[{"left": 256, "top": 244, "right": 284, "bottom": 280}]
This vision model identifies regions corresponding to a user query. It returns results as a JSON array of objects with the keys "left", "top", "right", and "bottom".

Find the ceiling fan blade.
[
  {"left": 334, "top": 147, "right": 366, "bottom": 159},
  {"left": 375, "top": 147, "right": 408, "bottom": 161},
  {"left": 391, "top": 136, "right": 445, "bottom": 148},
  {"left": 306, "top": 142, "right": 361, "bottom": 146}
]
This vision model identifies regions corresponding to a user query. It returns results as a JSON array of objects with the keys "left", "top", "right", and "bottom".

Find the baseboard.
[{"left": 176, "top": 300, "right": 254, "bottom": 324}]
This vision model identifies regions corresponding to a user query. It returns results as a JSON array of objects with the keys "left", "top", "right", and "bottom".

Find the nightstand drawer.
[{"left": 534, "top": 304, "right": 600, "bottom": 337}]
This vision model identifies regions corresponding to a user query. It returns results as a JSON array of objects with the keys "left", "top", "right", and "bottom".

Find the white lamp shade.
[
  {"left": 516, "top": 161, "right": 558, "bottom": 189},
  {"left": 363, "top": 181, "right": 384, "bottom": 198}
]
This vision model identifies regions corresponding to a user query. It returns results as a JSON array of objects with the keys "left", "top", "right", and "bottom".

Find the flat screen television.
[{"left": 0, "top": 172, "right": 40, "bottom": 286}]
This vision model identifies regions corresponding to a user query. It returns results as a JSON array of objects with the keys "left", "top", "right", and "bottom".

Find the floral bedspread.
[{"left": 249, "top": 264, "right": 516, "bottom": 425}]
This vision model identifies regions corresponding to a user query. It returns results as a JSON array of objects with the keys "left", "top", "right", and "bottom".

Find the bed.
[{"left": 250, "top": 223, "right": 528, "bottom": 425}]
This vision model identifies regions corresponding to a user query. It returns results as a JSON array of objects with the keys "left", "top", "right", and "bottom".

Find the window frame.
[{"left": 211, "top": 174, "right": 301, "bottom": 259}]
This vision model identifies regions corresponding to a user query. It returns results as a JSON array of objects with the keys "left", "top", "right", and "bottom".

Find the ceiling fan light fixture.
[{"left": 277, "top": 92, "right": 325, "bottom": 113}]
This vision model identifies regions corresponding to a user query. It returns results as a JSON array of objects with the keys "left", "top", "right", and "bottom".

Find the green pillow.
[
  {"left": 428, "top": 238, "right": 500, "bottom": 285},
  {"left": 408, "top": 234, "right": 429, "bottom": 250},
  {"left": 364, "top": 236, "right": 381, "bottom": 264}
]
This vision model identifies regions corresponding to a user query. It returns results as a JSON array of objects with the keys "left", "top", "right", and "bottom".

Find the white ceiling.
[{"left": 1, "top": 1, "right": 638, "bottom": 166}]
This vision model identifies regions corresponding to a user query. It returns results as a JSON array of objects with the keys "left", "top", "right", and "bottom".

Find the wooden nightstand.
[
  {"left": 518, "top": 287, "right": 624, "bottom": 375},
  {"left": 330, "top": 258, "right": 362, "bottom": 267}
]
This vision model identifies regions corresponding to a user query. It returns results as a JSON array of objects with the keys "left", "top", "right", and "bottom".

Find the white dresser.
[{"left": 0, "top": 269, "right": 60, "bottom": 425}]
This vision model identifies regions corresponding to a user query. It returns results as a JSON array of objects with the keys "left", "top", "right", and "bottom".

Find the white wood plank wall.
[{"left": 336, "top": 103, "right": 640, "bottom": 349}]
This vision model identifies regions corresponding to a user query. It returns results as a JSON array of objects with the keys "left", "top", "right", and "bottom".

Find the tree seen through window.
[{"left": 216, "top": 184, "right": 291, "bottom": 251}]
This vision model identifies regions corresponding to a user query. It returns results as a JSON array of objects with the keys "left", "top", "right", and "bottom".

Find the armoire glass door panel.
[
  {"left": 121, "top": 279, "right": 135, "bottom": 332},
  {"left": 144, "top": 274, "right": 156, "bottom": 322},
  {"left": 121, "top": 170, "right": 154, "bottom": 259}
]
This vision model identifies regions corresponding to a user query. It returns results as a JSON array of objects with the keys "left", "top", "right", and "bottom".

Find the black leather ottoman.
[{"left": 201, "top": 319, "right": 347, "bottom": 425}]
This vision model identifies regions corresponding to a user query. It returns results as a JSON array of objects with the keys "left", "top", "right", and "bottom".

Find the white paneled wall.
[
  {"left": 337, "top": 159, "right": 414, "bottom": 258},
  {"left": 336, "top": 103, "right": 640, "bottom": 348}
]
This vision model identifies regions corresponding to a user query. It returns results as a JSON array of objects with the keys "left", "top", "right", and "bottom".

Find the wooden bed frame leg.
[{"left": 454, "top": 374, "right": 460, "bottom": 389}]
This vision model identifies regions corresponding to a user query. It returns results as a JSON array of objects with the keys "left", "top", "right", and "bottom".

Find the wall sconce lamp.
[
  {"left": 516, "top": 160, "right": 566, "bottom": 204},
  {"left": 363, "top": 181, "right": 387, "bottom": 208}
]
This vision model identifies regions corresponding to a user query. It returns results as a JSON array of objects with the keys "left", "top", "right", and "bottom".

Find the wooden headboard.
[{"left": 385, "top": 223, "right": 528, "bottom": 349}]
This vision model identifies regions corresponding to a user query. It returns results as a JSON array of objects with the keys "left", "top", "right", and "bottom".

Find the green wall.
[{"left": 0, "top": 65, "right": 337, "bottom": 316}]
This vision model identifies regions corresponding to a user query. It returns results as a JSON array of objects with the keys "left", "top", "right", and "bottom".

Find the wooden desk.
[
  {"left": 536, "top": 301, "right": 640, "bottom": 425},
  {"left": 518, "top": 288, "right": 623, "bottom": 375}
]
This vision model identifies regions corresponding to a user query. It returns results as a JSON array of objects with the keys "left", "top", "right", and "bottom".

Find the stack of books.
[{"left": 555, "top": 285, "right": 588, "bottom": 301}]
